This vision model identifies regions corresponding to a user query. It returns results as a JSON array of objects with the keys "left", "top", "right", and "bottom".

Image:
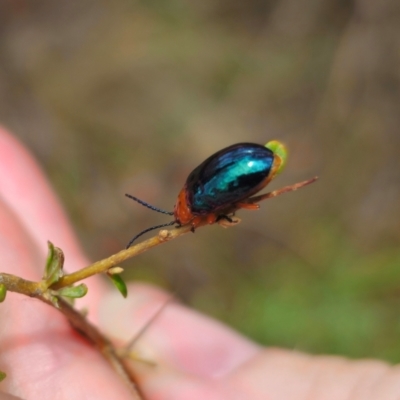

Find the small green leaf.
[
  {"left": 108, "top": 274, "right": 128, "bottom": 298},
  {"left": 0, "top": 370, "right": 6, "bottom": 382},
  {"left": 0, "top": 284, "right": 6, "bottom": 303},
  {"left": 57, "top": 284, "right": 88, "bottom": 299},
  {"left": 43, "top": 242, "right": 65, "bottom": 287}
]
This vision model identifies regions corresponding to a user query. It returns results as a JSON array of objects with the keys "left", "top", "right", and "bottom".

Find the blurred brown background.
[{"left": 1, "top": 0, "right": 400, "bottom": 361}]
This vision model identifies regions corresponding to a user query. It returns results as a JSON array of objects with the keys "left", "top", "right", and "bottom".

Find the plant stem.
[
  {"left": 52, "top": 223, "right": 195, "bottom": 289},
  {"left": 0, "top": 273, "right": 45, "bottom": 296},
  {"left": 52, "top": 177, "right": 318, "bottom": 290},
  {"left": 56, "top": 297, "right": 144, "bottom": 400}
]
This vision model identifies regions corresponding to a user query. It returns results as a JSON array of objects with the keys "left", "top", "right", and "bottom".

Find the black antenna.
[
  {"left": 125, "top": 193, "right": 176, "bottom": 248},
  {"left": 126, "top": 220, "right": 176, "bottom": 249},
  {"left": 125, "top": 194, "right": 174, "bottom": 215}
]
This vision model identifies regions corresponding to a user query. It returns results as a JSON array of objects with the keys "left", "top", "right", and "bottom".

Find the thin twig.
[
  {"left": 246, "top": 177, "right": 318, "bottom": 204},
  {"left": 0, "top": 273, "right": 45, "bottom": 296},
  {"left": 52, "top": 224, "right": 195, "bottom": 289},
  {"left": 120, "top": 296, "right": 174, "bottom": 358},
  {"left": 52, "top": 177, "right": 318, "bottom": 290},
  {"left": 56, "top": 297, "right": 145, "bottom": 400}
]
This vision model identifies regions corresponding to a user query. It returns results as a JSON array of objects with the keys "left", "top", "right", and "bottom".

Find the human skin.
[{"left": 0, "top": 126, "right": 399, "bottom": 400}]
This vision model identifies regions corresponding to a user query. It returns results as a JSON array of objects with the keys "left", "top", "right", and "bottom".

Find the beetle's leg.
[
  {"left": 236, "top": 202, "right": 260, "bottom": 210},
  {"left": 217, "top": 214, "right": 241, "bottom": 228},
  {"left": 190, "top": 215, "right": 204, "bottom": 232},
  {"left": 206, "top": 214, "right": 218, "bottom": 224},
  {"left": 216, "top": 215, "right": 233, "bottom": 223}
]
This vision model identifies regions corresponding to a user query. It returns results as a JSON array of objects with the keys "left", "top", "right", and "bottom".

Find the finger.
[
  {"left": 0, "top": 198, "right": 133, "bottom": 399},
  {"left": 98, "top": 283, "right": 260, "bottom": 379},
  {"left": 131, "top": 348, "right": 400, "bottom": 400},
  {"left": 0, "top": 392, "right": 24, "bottom": 400},
  {"left": 224, "top": 348, "right": 400, "bottom": 400}
]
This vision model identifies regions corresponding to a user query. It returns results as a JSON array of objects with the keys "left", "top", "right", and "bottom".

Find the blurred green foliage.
[{"left": 1, "top": 0, "right": 400, "bottom": 361}]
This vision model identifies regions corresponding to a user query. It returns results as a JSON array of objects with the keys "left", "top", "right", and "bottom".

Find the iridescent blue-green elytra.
[{"left": 185, "top": 143, "right": 275, "bottom": 214}]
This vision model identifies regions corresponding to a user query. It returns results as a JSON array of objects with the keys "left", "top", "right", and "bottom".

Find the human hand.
[{"left": 0, "top": 126, "right": 399, "bottom": 400}]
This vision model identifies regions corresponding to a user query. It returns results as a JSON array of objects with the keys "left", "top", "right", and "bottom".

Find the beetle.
[{"left": 125, "top": 140, "right": 315, "bottom": 248}]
